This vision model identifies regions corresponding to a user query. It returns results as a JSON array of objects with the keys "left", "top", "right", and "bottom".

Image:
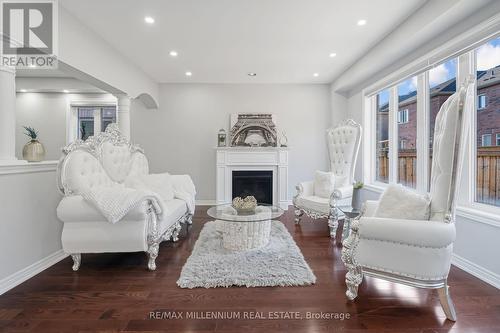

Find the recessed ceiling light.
[
  {"left": 169, "top": 50, "right": 178, "bottom": 57},
  {"left": 185, "top": 71, "right": 192, "bottom": 77},
  {"left": 63, "top": 89, "right": 69, "bottom": 93},
  {"left": 144, "top": 16, "right": 155, "bottom": 24},
  {"left": 248, "top": 72, "right": 257, "bottom": 76},
  {"left": 20, "top": 89, "right": 27, "bottom": 92},
  {"left": 329, "top": 53, "right": 337, "bottom": 58},
  {"left": 313, "top": 73, "right": 319, "bottom": 77},
  {"left": 357, "top": 19, "right": 367, "bottom": 26}
]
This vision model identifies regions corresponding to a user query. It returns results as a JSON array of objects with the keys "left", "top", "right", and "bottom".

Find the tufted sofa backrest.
[
  {"left": 57, "top": 124, "right": 149, "bottom": 195},
  {"left": 326, "top": 120, "right": 362, "bottom": 186}
]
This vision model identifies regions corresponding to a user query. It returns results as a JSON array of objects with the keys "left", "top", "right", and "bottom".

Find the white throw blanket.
[
  {"left": 172, "top": 175, "right": 197, "bottom": 214},
  {"left": 80, "top": 184, "right": 164, "bottom": 224}
]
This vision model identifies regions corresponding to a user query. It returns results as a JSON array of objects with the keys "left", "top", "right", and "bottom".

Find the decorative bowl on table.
[{"left": 232, "top": 196, "right": 257, "bottom": 215}]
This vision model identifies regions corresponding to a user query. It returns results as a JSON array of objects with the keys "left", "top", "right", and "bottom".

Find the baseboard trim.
[
  {"left": 0, "top": 250, "right": 68, "bottom": 295},
  {"left": 452, "top": 253, "right": 500, "bottom": 289}
]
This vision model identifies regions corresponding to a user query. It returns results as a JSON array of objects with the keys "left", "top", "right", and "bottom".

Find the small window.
[
  {"left": 496, "top": 133, "right": 500, "bottom": 146},
  {"left": 77, "top": 106, "right": 116, "bottom": 141},
  {"left": 398, "top": 109, "right": 409, "bottom": 124},
  {"left": 482, "top": 134, "right": 492, "bottom": 147},
  {"left": 478, "top": 94, "right": 487, "bottom": 109},
  {"left": 399, "top": 140, "right": 407, "bottom": 150}
]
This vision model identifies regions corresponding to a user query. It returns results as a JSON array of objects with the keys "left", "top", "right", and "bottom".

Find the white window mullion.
[
  {"left": 416, "top": 72, "right": 429, "bottom": 192},
  {"left": 388, "top": 86, "right": 398, "bottom": 183}
]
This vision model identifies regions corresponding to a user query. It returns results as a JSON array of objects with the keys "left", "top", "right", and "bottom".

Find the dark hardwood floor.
[{"left": 1, "top": 206, "right": 499, "bottom": 332}]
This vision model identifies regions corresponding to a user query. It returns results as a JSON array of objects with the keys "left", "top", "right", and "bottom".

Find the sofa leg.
[
  {"left": 172, "top": 223, "right": 182, "bottom": 242},
  {"left": 294, "top": 208, "right": 303, "bottom": 224},
  {"left": 438, "top": 284, "right": 457, "bottom": 321},
  {"left": 71, "top": 254, "right": 81, "bottom": 271},
  {"left": 186, "top": 214, "right": 193, "bottom": 225},
  {"left": 147, "top": 243, "right": 159, "bottom": 271}
]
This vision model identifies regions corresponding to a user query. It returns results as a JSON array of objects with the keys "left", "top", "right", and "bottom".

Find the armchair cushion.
[
  {"left": 296, "top": 196, "right": 330, "bottom": 214},
  {"left": 333, "top": 185, "right": 353, "bottom": 200},
  {"left": 374, "top": 184, "right": 430, "bottom": 220},
  {"left": 313, "top": 171, "right": 335, "bottom": 198},
  {"left": 358, "top": 217, "right": 456, "bottom": 248},
  {"left": 125, "top": 173, "right": 174, "bottom": 202},
  {"left": 298, "top": 181, "right": 314, "bottom": 196}
]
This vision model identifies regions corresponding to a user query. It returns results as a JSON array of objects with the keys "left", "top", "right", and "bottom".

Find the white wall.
[
  {"left": 15, "top": 91, "right": 115, "bottom": 161},
  {"left": 131, "top": 83, "right": 331, "bottom": 202},
  {"left": 0, "top": 169, "right": 63, "bottom": 282}
]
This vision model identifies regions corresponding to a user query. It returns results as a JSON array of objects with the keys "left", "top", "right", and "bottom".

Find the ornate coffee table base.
[{"left": 222, "top": 219, "right": 272, "bottom": 250}]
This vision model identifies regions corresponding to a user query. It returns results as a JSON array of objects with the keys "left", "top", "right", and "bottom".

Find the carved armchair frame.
[{"left": 293, "top": 119, "right": 362, "bottom": 238}]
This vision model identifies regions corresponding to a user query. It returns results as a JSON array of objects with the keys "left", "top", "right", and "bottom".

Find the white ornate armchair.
[
  {"left": 56, "top": 124, "right": 195, "bottom": 271},
  {"left": 293, "top": 119, "right": 362, "bottom": 238},
  {"left": 341, "top": 77, "right": 474, "bottom": 321}
]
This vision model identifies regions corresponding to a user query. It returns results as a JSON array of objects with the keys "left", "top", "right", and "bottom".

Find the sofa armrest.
[
  {"left": 332, "top": 185, "right": 353, "bottom": 200},
  {"left": 296, "top": 181, "right": 314, "bottom": 197},
  {"left": 357, "top": 216, "right": 456, "bottom": 248},
  {"left": 57, "top": 195, "right": 148, "bottom": 223}
]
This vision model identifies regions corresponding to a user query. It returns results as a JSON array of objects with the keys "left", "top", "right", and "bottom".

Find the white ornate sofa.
[
  {"left": 56, "top": 124, "right": 195, "bottom": 271},
  {"left": 341, "top": 77, "right": 475, "bottom": 321},
  {"left": 293, "top": 119, "right": 362, "bottom": 238}
]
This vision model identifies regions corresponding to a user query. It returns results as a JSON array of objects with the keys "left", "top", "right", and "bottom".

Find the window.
[
  {"left": 375, "top": 90, "right": 389, "bottom": 183},
  {"left": 397, "top": 77, "right": 417, "bottom": 188},
  {"left": 475, "top": 36, "right": 500, "bottom": 207},
  {"left": 76, "top": 106, "right": 116, "bottom": 141},
  {"left": 481, "top": 134, "right": 492, "bottom": 147},
  {"left": 497, "top": 133, "right": 500, "bottom": 146},
  {"left": 397, "top": 109, "right": 409, "bottom": 124},
  {"left": 478, "top": 94, "right": 487, "bottom": 109}
]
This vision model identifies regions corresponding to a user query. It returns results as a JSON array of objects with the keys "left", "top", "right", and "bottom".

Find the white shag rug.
[{"left": 177, "top": 220, "right": 316, "bottom": 288}]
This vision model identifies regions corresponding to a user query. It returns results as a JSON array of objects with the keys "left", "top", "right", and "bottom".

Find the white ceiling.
[{"left": 60, "top": 0, "right": 426, "bottom": 84}]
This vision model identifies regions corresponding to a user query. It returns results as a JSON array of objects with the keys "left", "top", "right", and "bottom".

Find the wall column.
[
  {"left": 0, "top": 65, "right": 17, "bottom": 161},
  {"left": 116, "top": 94, "right": 131, "bottom": 140}
]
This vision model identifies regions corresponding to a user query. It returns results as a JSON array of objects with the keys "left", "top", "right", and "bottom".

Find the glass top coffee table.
[
  {"left": 207, "top": 204, "right": 284, "bottom": 251},
  {"left": 337, "top": 205, "right": 362, "bottom": 242}
]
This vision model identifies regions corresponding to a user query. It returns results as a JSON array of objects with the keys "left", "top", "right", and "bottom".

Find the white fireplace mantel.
[{"left": 215, "top": 147, "right": 290, "bottom": 210}]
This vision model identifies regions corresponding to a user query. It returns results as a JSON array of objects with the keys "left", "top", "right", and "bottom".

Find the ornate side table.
[{"left": 337, "top": 205, "right": 361, "bottom": 242}]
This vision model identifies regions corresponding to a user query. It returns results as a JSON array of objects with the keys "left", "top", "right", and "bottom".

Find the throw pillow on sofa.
[
  {"left": 125, "top": 173, "right": 175, "bottom": 202},
  {"left": 374, "top": 184, "right": 431, "bottom": 220}
]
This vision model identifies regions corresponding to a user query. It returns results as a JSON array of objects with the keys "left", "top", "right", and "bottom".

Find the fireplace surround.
[{"left": 215, "top": 147, "right": 289, "bottom": 209}]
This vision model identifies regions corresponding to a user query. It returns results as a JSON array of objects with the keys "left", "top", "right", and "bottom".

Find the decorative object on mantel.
[
  {"left": 279, "top": 130, "right": 288, "bottom": 147},
  {"left": 22, "top": 126, "right": 45, "bottom": 162},
  {"left": 217, "top": 128, "right": 227, "bottom": 147},
  {"left": 351, "top": 181, "right": 363, "bottom": 211},
  {"left": 177, "top": 220, "right": 316, "bottom": 288},
  {"left": 230, "top": 113, "right": 278, "bottom": 147},
  {"left": 232, "top": 195, "right": 257, "bottom": 214}
]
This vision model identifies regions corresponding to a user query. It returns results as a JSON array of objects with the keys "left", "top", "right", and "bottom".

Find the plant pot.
[
  {"left": 22, "top": 139, "right": 46, "bottom": 162},
  {"left": 351, "top": 188, "right": 362, "bottom": 211}
]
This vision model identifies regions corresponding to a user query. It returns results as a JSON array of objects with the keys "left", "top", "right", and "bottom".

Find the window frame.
[
  {"left": 397, "top": 108, "right": 409, "bottom": 124},
  {"left": 496, "top": 133, "right": 500, "bottom": 146},
  {"left": 478, "top": 94, "right": 487, "bottom": 110},
  {"left": 481, "top": 134, "right": 492, "bottom": 147},
  {"left": 66, "top": 98, "right": 117, "bottom": 144},
  {"left": 362, "top": 30, "right": 500, "bottom": 220}
]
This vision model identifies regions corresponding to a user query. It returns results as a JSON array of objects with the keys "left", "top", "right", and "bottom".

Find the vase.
[
  {"left": 22, "top": 140, "right": 46, "bottom": 162},
  {"left": 351, "top": 188, "right": 362, "bottom": 211}
]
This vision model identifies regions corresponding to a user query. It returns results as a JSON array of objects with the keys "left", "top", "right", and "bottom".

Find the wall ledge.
[{"left": 0, "top": 160, "right": 58, "bottom": 175}]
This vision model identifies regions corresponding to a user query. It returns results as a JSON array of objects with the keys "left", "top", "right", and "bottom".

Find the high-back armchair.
[
  {"left": 293, "top": 119, "right": 362, "bottom": 238},
  {"left": 341, "top": 77, "right": 474, "bottom": 321}
]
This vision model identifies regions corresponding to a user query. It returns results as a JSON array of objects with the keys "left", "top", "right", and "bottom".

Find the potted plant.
[
  {"left": 352, "top": 181, "right": 364, "bottom": 211},
  {"left": 22, "top": 126, "right": 46, "bottom": 162}
]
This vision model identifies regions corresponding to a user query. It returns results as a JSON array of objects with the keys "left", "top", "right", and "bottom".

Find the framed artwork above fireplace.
[{"left": 230, "top": 113, "right": 278, "bottom": 147}]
